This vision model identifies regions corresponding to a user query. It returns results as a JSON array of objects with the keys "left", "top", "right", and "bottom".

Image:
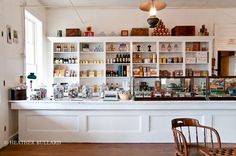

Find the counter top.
[{"left": 10, "top": 100, "right": 236, "bottom": 110}]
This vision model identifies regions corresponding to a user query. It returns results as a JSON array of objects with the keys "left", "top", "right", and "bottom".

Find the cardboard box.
[
  {"left": 192, "top": 42, "right": 200, "bottom": 51},
  {"left": 201, "top": 71, "right": 208, "bottom": 76},
  {"left": 186, "top": 57, "right": 196, "bottom": 63},
  {"left": 193, "top": 71, "right": 201, "bottom": 76},
  {"left": 196, "top": 51, "right": 208, "bottom": 58},
  {"left": 171, "top": 26, "right": 195, "bottom": 36},
  {"left": 150, "top": 69, "right": 157, "bottom": 76},
  {"left": 66, "top": 28, "right": 81, "bottom": 37},
  {"left": 133, "top": 68, "right": 140, "bottom": 77},
  {"left": 197, "top": 57, "right": 208, "bottom": 63}
]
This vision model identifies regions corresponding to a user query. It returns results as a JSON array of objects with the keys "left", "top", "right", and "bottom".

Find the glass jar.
[
  {"left": 39, "top": 83, "right": 47, "bottom": 99},
  {"left": 119, "top": 43, "right": 127, "bottom": 51},
  {"left": 53, "top": 83, "right": 64, "bottom": 100},
  {"left": 81, "top": 85, "right": 92, "bottom": 98},
  {"left": 68, "top": 84, "right": 79, "bottom": 98}
]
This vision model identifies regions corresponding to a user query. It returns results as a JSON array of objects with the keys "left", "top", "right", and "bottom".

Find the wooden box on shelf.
[
  {"left": 66, "top": 28, "right": 81, "bottom": 37},
  {"left": 131, "top": 28, "right": 149, "bottom": 36},
  {"left": 171, "top": 26, "right": 195, "bottom": 36}
]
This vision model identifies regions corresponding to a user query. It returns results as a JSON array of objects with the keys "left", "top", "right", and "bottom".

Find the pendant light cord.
[{"left": 68, "top": 0, "right": 86, "bottom": 27}]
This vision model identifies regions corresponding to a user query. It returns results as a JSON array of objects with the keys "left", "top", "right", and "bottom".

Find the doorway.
[{"left": 218, "top": 51, "right": 236, "bottom": 76}]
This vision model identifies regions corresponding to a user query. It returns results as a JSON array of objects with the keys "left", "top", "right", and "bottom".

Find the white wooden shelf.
[
  {"left": 54, "top": 64, "right": 79, "bottom": 66},
  {"left": 54, "top": 77, "right": 79, "bottom": 79},
  {"left": 80, "top": 64, "right": 104, "bottom": 65},
  {"left": 186, "top": 63, "right": 209, "bottom": 65},
  {"left": 80, "top": 52, "right": 104, "bottom": 54},
  {"left": 133, "top": 51, "right": 156, "bottom": 53},
  {"left": 159, "top": 51, "right": 183, "bottom": 53},
  {"left": 133, "top": 63, "right": 157, "bottom": 65},
  {"left": 106, "top": 63, "right": 130, "bottom": 65},
  {"left": 186, "top": 51, "right": 209, "bottom": 53},
  {"left": 160, "top": 63, "right": 183, "bottom": 65},
  {"left": 80, "top": 77, "right": 104, "bottom": 79},
  {"left": 53, "top": 52, "right": 78, "bottom": 54},
  {"left": 106, "top": 77, "right": 130, "bottom": 79},
  {"left": 106, "top": 51, "right": 130, "bottom": 53}
]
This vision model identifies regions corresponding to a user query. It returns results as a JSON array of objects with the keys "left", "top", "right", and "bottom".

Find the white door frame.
[{"left": 229, "top": 55, "right": 236, "bottom": 76}]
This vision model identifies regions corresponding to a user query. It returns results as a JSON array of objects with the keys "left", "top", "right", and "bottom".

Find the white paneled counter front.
[{"left": 10, "top": 100, "right": 236, "bottom": 143}]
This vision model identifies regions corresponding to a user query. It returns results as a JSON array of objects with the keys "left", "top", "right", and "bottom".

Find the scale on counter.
[{"left": 103, "top": 91, "right": 118, "bottom": 101}]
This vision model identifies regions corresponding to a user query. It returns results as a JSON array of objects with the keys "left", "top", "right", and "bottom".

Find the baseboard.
[
  {"left": 3, "top": 132, "right": 18, "bottom": 147},
  {"left": 9, "top": 132, "right": 18, "bottom": 141}
]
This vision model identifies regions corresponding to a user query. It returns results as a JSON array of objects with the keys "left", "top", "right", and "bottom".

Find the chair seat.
[
  {"left": 187, "top": 146, "right": 206, "bottom": 156},
  {"left": 200, "top": 147, "right": 236, "bottom": 156}
]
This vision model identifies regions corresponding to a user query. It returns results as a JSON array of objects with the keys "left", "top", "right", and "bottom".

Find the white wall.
[
  {"left": 0, "top": 0, "right": 5, "bottom": 148},
  {"left": 43, "top": 7, "right": 236, "bottom": 87},
  {"left": 46, "top": 8, "right": 236, "bottom": 37},
  {"left": 0, "top": 0, "right": 46, "bottom": 149},
  {"left": 0, "top": 0, "right": 24, "bottom": 148}
]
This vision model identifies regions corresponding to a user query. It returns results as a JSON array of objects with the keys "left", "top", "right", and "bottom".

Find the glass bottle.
[
  {"left": 161, "top": 43, "right": 165, "bottom": 51},
  {"left": 116, "top": 54, "right": 119, "bottom": 63},
  {"left": 122, "top": 54, "right": 126, "bottom": 63},
  {"left": 119, "top": 54, "right": 123, "bottom": 63},
  {"left": 167, "top": 43, "right": 172, "bottom": 52},
  {"left": 139, "top": 66, "right": 143, "bottom": 77},
  {"left": 174, "top": 44, "right": 178, "bottom": 51}
]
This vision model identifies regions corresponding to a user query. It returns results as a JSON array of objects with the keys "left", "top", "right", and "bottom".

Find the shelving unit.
[
  {"left": 79, "top": 42, "right": 105, "bottom": 89},
  {"left": 132, "top": 42, "right": 158, "bottom": 78},
  {"left": 52, "top": 42, "right": 79, "bottom": 85},
  {"left": 185, "top": 41, "right": 211, "bottom": 77},
  {"left": 105, "top": 42, "right": 131, "bottom": 89},
  {"left": 49, "top": 36, "right": 213, "bottom": 91},
  {"left": 159, "top": 41, "right": 184, "bottom": 77}
]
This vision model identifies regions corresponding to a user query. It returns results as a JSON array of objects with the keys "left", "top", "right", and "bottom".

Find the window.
[{"left": 25, "top": 10, "right": 42, "bottom": 87}]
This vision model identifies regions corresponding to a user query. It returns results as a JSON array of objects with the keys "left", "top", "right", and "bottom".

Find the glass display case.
[
  {"left": 209, "top": 76, "right": 236, "bottom": 100},
  {"left": 133, "top": 76, "right": 207, "bottom": 100}
]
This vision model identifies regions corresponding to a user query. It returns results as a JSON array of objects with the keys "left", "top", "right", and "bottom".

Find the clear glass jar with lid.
[
  {"left": 53, "top": 83, "right": 64, "bottom": 100},
  {"left": 68, "top": 83, "right": 79, "bottom": 98}
]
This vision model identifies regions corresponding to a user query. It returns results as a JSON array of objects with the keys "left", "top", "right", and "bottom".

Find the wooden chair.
[{"left": 171, "top": 118, "right": 221, "bottom": 156}]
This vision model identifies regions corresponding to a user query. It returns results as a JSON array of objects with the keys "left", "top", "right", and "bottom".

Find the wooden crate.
[
  {"left": 131, "top": 28, "right": 149, "bottom": 36},
  {"left": 171, "top": 26, "right": 195, "bottom": 36},
  {"left": 66, "top": 28, "right": 81, "bottom": 37}
]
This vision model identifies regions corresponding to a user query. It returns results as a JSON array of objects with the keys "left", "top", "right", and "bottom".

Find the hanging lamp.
[{"left": 139, "top": 0, "right": 167, "bottom": 28}]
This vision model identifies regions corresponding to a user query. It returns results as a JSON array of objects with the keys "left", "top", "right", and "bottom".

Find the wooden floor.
[
  {"left": 0, "top": 143, "right": 176, "bottom": 156},
  {"left": 1, "top": 143, "right": 236, "bottom": 156}
]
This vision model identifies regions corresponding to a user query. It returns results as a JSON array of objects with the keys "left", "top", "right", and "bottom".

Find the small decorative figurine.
[
  {"left": 137, "top": 45, "right": 141, "bottom": 52},
  {"left": 148, "top": 45, "right": 152, "bottom": 52}
]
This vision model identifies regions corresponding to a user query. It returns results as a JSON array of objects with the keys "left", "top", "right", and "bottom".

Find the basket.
[{"left": 119, "top": 92, "right": 131, "bottom": 100}]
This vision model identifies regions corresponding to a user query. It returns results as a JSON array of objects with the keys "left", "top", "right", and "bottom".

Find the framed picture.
[
  {"left": 13, "top": 30, "right": 18, "bottom": 44},
  {"left": 6, "top": 25, "right": 12, "bottom": 44},
  {"left": 121, "top": 30, "right": 128, "bottom": 36}
]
